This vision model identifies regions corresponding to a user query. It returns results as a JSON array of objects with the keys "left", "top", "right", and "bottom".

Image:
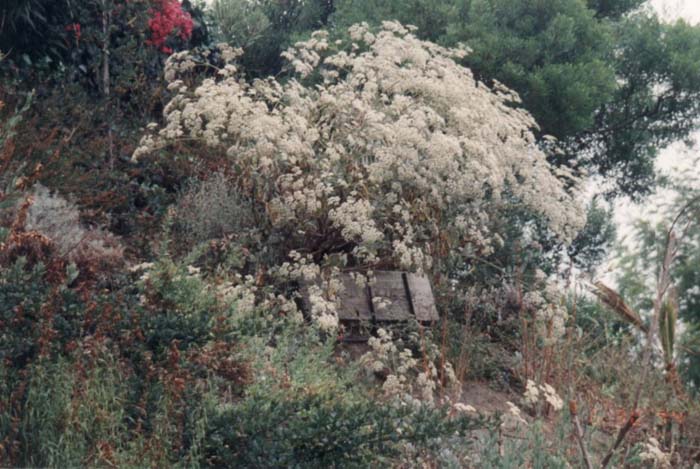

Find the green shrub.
[
  {"left": 204, "top": 392, "right": 481, "bottom": 468},
  {"left": 137, "top": 258, "right": 221, "bottom": 354},
  {"left": 201, "top": 322, "right": 487, "bottom": 468}
]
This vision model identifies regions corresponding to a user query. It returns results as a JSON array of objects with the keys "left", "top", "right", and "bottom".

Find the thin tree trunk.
[{"left": 101, "top": 0, "right": 114, "bottom": 169}]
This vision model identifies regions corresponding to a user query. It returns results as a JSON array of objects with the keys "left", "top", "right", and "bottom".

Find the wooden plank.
[
  {"left": 300, "top": 277, "right": 372, "bottom": 322},
  {"left": 369, "top": 271, "right": 412, "bottom": 321},
  {"left": 337, "top": 275, "right": 373, "bottom": 321},
  {"left": 301, "top": 271, "right": 439, "bottom": 323},
  {"left": 406, "top": 273, "right": 439, "bottom": 322}
]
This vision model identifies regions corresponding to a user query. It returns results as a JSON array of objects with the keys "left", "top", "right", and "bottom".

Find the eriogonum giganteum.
[{"left": 134, "top": 22, "right": 586, "bottom": 330}]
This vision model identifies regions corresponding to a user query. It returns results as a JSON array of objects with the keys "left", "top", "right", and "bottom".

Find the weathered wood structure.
[{"left": 302, "top": 271, "right": 439, "bottom": 327}]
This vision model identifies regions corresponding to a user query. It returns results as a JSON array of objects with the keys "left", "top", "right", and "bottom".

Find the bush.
[
  {"left": 0, "top": 258, "right": 86, "bottom": 367},
  {"left": 172, "top": 172, "right": 259, "bottom": 247},
  {"left": 204, "top": 392, "right": 481, "bottom": 468},
  {"left": 201, "top": 321, "right": 489, "bottom": 467},
  {"left": 136, "top": 257, "right": 222, "bottom": 355},
  {"left": 134, "top": 22, "right": 585, "bottom": 336},
  {"left": 25, "top": 184, "right": 124, "bottom": 278}
]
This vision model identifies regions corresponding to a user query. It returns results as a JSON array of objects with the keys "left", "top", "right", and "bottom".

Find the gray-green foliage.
[
  {"left": 209, "top": 0, "right": 271, "bottom": 49},
  {"left": 173, "top": 172, "right": 259, "bottom": 245},
  {"left": 475, "top": 420, "right": 572, "bottom": 468}
]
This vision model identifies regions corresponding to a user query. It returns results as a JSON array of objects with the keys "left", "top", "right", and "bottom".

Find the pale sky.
[{"left": 650, "top": 0, "right": 700, "bottom": 23}]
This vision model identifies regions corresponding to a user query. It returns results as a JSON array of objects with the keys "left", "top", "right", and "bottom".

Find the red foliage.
[
  {"left": 65, "top": 23, "right": 81, "bottom": 43},
  {"left": 147, "top": 0, "right": 193, "bottom": 54}
]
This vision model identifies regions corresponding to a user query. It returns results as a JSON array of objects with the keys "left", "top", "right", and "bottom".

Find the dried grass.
[{"left": 17, "top": 184, "right": 124, "bottom": 280}]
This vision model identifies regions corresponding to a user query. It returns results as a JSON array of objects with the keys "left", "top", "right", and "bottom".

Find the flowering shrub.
[
  {"left": 522, "top": 273, "right": 569, "bottom": 345},
  {"left": 359, "top": 327, "right": 457, "bottom": 405},
  {"left": 523, "top": 379, "right": 564, "bottom": 413},
  {"left": 148, "top": 0, "right": 193, "bottom": 54},
  {"left": 135, "top": 22, "right": 585, "bottom": 331}
]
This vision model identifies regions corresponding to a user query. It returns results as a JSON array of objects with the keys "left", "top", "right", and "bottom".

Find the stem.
[
  {"left": 600, "top": 411, "right": 640, "bottom": 468},
  {"left": 569, "top": 400, "right": 593, "bottom": 469},
  {"left": 101, "top": 0, "right": 114, "bottom": 169}
]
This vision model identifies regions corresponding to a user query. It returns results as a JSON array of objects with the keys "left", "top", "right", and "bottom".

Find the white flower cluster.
[
  {"left": 306, "top": 284, "right": 340, "bottom": 332},
  {"left": 453, "top": 403, "right": 477, "bottom": 414},
  {"left": 523, "top": 278, "right": 569, "bottom": 345},
  {"left": 523, "top": 379, "right": 564, "bottom": 411},
  {"left": 501, "top": 401, "right": 528, "bottom": 430},
  {"left": 134, "top": 21, "right": 584, "bottom": 272},
  {"left": 280, "top": 31, "right": 329, "bottom": 78},
  {"left": 215, "top": 273, "right": 303, "bottom": 325},
  {"left": 360, "top": 328, "right": 455, "bottom": 406},
  {"left": 276, "top": 252, "right": 345, "bottom": 332},
  {"left": 276, "top": 251, "right": 321, "bottom": 282},
  {"left": 639, "top": 437, "right": 671, "bottom": 468}
]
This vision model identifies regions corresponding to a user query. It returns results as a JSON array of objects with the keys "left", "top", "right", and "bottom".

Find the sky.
[{"left": 650, "top": 0, "right": 700, "bottom": 22}]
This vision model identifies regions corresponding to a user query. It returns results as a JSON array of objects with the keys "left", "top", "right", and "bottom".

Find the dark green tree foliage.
[
  {"left": 444, "top": 0, "right": 617, "bottom": 142},
  {"left": 331, "top": 0, "right": 454, "bottom": 42},
  {"left": 568, "top": 198, "right": 617, "bottom": 273},
  {"left": 586, "top": 0, "right": 645, "bottom": 19},
  {"left": 0, "top": 0, "right": 72, "bottom": 64},
  {"left": 208, "top": 0, "right": 336, "bottom": 77},
  {"left": 583, "top": 15, "right": 700, "bottom": 197}
]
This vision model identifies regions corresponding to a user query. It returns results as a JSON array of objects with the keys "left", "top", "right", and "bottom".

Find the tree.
[
  {"left": 568, "top": 198, "right": 617, "bottom": 274},
  {"left": 580, "top": 14, "right": 700, "bottom": 197}
]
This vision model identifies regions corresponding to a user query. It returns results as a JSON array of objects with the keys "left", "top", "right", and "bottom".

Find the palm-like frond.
[
  {"left": 658, "top": 293, "right": 677, "bottom": 366},
  {"left": 591, "top": 281, "right": 648, "bottom": 333}
]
